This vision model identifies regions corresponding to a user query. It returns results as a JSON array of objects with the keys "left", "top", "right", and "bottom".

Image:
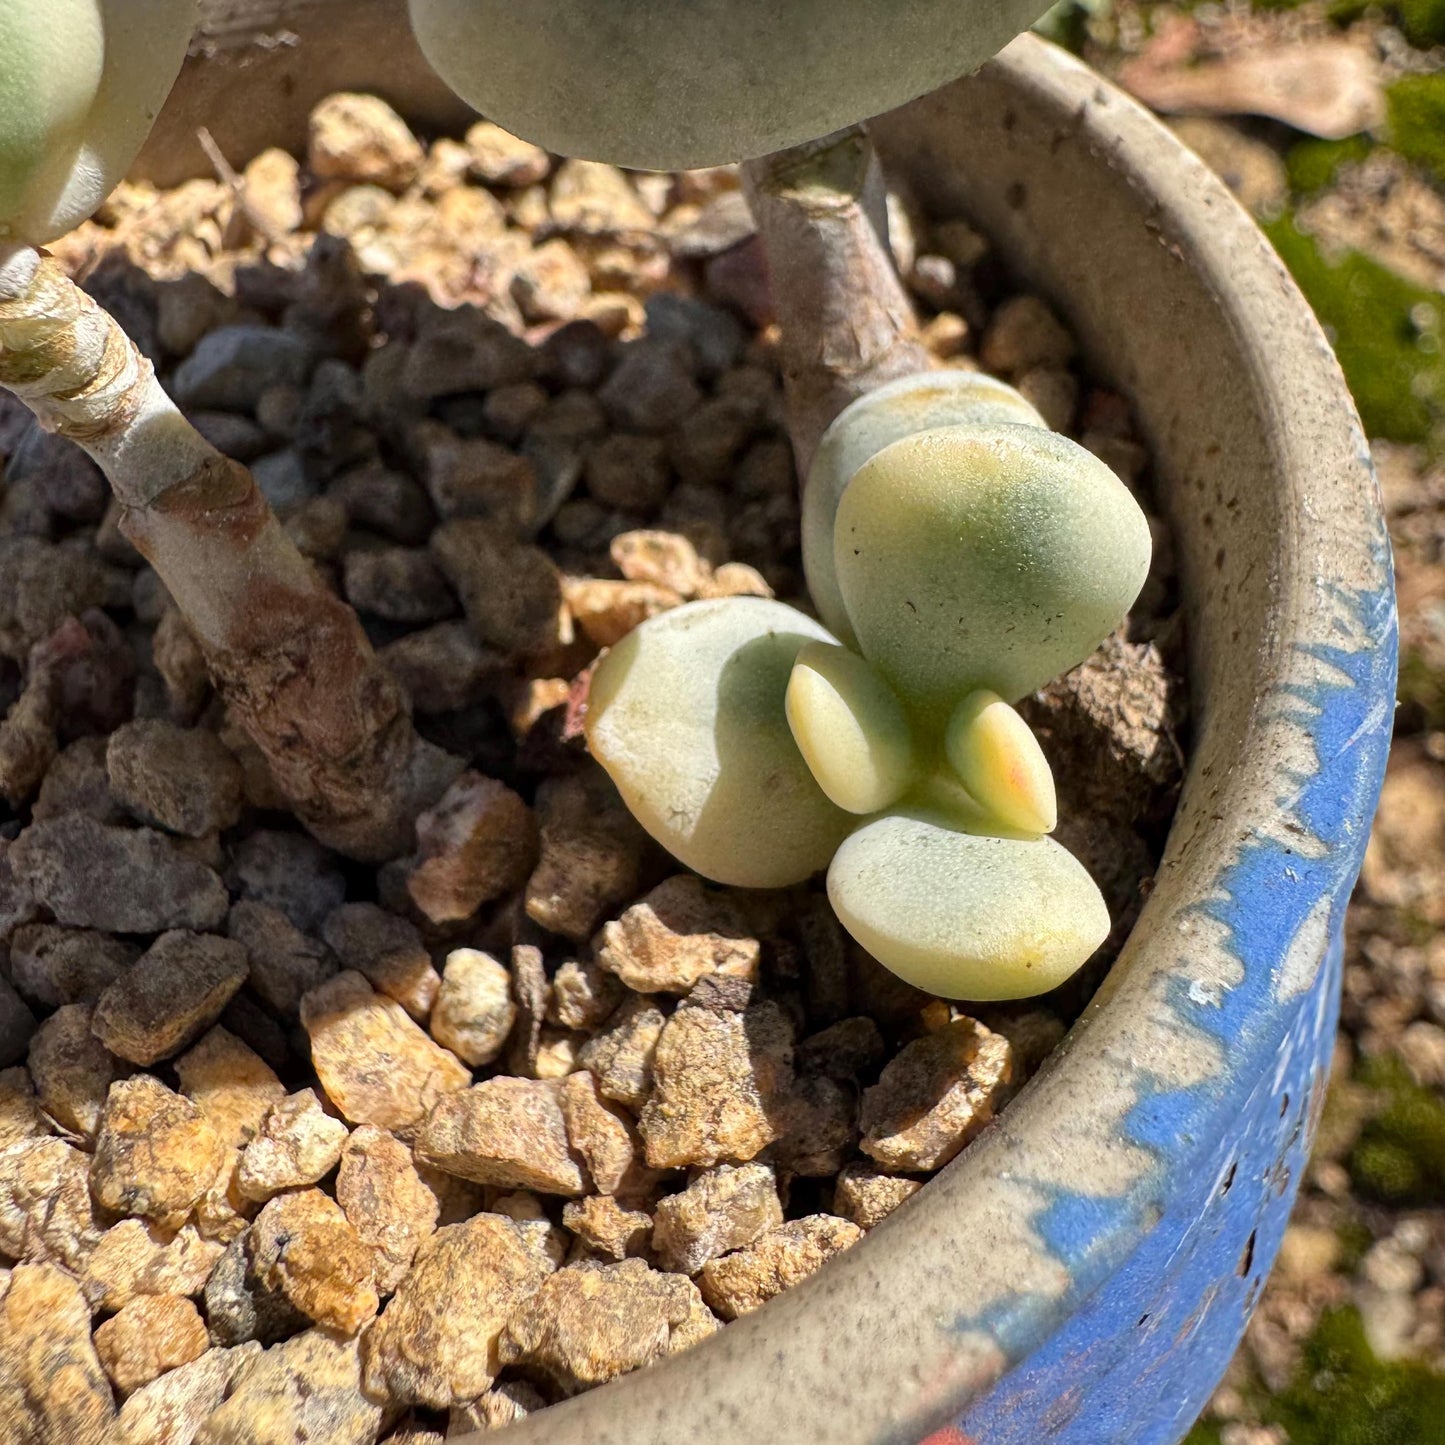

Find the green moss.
[
  {"left": 1349, "top": 1052, "right": 1445, "bottom": 1204},
  {"left": 1264, "top": 214, "right": 1445, "bottom": 445},
  {"left": 1335, "top": 1216, "right": 1377, "bottom": 1274},
  {"left": 1327, "top": 0, "right": 1445, "bottom": 42},
  {"left": 1286, "top": 135, "right": 1373, "bottom": 195},
  {"left": 1266, "top": 1307, "right": 1445, "bottom": 1445},
  {"left": 1388, "top": 75, "right": 1445, "bottom": 187},
  {"left": 1182, "top": 1422, "right": 1225, "bottom": 1445}
]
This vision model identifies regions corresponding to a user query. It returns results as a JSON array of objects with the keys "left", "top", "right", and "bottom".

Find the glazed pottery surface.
[{"left": 151, "top": 12, "right": 1397, "bottom": 1442}]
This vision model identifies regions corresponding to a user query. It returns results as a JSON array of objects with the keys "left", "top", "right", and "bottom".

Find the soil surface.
[{"left": 0, "top": 93, "right": 1183, "bottom": 1440}]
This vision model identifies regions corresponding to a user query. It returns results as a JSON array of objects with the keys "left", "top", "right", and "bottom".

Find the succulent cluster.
[{"left": 586, "top": 372, "right": 1153, "bottom": 1001}]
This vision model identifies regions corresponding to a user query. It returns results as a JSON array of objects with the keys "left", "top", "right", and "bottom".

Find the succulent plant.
[
  {"left": 0, "top": 1, "right": 195, "bottom": 244},
  {"left": 587, "top": 371, "right": 1152, "bottom": 1001},
  {"left": 406, "top": 0, "right": 1055, "bottom": 171}
]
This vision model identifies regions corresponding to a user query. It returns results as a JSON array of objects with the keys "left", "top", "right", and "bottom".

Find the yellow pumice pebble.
[
  {"left": 945, "top": 689, "right": 1057, "bottom": 836},
  {"left": 785, "top": 641, "right": 918, "bottom": 815}
]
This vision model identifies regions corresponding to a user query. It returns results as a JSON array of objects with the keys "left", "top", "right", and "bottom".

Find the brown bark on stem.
[
  {"left": 0, "top": 246, "right": 454, "bottom": 860},
  {"left": 743, "top": 125, "right": 931, "bottom": 480}
]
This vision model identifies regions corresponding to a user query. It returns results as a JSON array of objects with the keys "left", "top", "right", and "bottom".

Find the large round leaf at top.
[
  {"left": 585, "top": 597, "right": 854, "bottom": 888},
  {"left": 834, "top": 423, "right": 1152, "bottom": 721},
  {"left": 827, "top": 809, "right": 1110, "bottom": 1000},
  {"left": 0, "top": 0, "right": 196, "bottom": 245},
  {"left": 804, "top": 370, "right": 1045, "bottom": 647},
  {"left": 407, "top": 0, "right": 1055, "bottom": 171}
]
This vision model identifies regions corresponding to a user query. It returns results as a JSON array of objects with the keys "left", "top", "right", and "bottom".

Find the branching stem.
[{"left": 0, "top": 243, "right": 452, "bottom": 860}]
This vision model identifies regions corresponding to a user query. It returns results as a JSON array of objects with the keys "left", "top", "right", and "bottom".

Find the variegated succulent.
[{"left": 587, "top": 371, "right": 1153, "bottom": 1001}]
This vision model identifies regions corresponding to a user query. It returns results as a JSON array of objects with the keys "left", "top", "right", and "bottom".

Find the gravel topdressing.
[{"left": 0, "top": 92, "right": 1186, "bottom": 1443}]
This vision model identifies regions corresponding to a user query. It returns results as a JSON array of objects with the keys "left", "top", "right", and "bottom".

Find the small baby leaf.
[
  {"left": 803, "top": 370, "right": 1045, "bottom": 645},
  {"left": 827, "top": 809, "right": 1110, "bottom": 1000},
  {"left": 945, "top": 689, "right": 1056, "bottom": 836},
  {"left": 834, "top": 423, "right": 1151, "bottom": 719},
  {"left": 785, "top": 641, "right": 918, "bottom": 814},
  {"left": 586, "top": 598, "right": 853, "bottom": 888}
]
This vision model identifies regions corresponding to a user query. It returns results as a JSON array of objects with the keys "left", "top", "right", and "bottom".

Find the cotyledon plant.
[
  {"left": 0, "top": 1, "right": 449, "bottom": 860},
  {"left": 586, "top": 370, "right": 1153, "bottom": 1001}
]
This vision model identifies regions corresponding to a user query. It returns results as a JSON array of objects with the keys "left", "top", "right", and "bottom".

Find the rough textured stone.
[
  {"left": 0, "top": 975, "right": 34, "bottom": 1069},
  {"left": 416, "top": 1077, "right": 585, "bottom": 1197},
  {"left": 525, "top": 769, "right": 650, "bottom": 941},
  {"left": 322, "top": 903, "right": 439, "bottom": 1021},
  {"left": 406, "top": 772, "right": 538, "bottom": 924},
  {"left": 979, "top": 294, "right": 1075, "bottom": 375},
  {"left": 203, "top": 1229, "right": 310, "bottom": 1348},
  {"left": 466, "top": 120, "right": 551, "bottom": 186},
  {"left": 596, "top": 875, "right": 761, "bottom": 995},
  {"left": 638, "top": 993, "right": 794, "bottom": 1169},
  {"left": 429, "top": 948, "right": 516, "bottom": 1066},
  {"left": 563, "top": 1194, "right": 653, "bottom": 1260},
  {"left": 451, "top": 1379, "right": 549, "bottom": 1434},
  {"left": 94, "top": 1294, "right": 210, "bottom": 1396},
  {"left": 0, "top": 1263, "right": 115, "bottom": 1444},
  {"left": 93, "top": 933, "right": 250, "bottom": 1066},
  {"left": 578, "top": 995, "right": 666, "bottom": 1110},
  {"left": 91, "top": 1075, "right": 229, "bottom": 1225},
  {"left": 361, "top": 1213, "right": 557, "bottom": 1408},
  {"left": 548, "top": 958, "right": 625, "bottom": 1033},
  {"left": 310, "top": 92, "right": 424, "bottom": 190},
  {"left": 652, "top": 1162, "right": 784, "bottom": 1275},
  {"left": 31, "top": 737, "right": 123, "bottom": 825},
  {"left": 505, "top": 944, "right": 549, "bottom": 1079},
  {"left": 224, "top": 830, "right": 346, "bottom": 933},
  {"left": 379, "top": 622, "right": 499, "bottom": 716},
  {"left": 26, "top": 1003, "right": 117, "bottom": 1142},
  {"left": 343, "top": 545, "right": 455, "bottom": 622},
  {"left": 335, "top": 1125, "right": 438, "bottom": 1294},
  {"left": 773, "top": 1071, "right": 858, "bottom": 1178},
  {"left": 226, "top": 901, "right": 337, "bottom": 1019},
  {"left": 430, "top": 520, "right": 564, "bottom": 661},
  {"left": 0, "top": 1067, "right": 46, "bottom": 1147},
  {"left": 109, "top": 1343, "right": 262, "bottom": 1445},
  {"left": 191, "top": 1150, "right": 253, "bottom": 1248},
  {"left": 795, "top": 1016, "right": 886, "bottom": 1081},
  {"left": 175, "top": 1027, "right": 285, "bottom": 1150},
  {"left": 859, "top": 1018, "right": 1013, "bottom": 1173},
  {"left": 8, "top": 817, "right": 228, "bottom": 933},
  {"left": 8, "top": 924, "right": 138, "bottom": 1009},
  {"left": 499, "top": 1258, "right": 719, "bottom": 1393},
  {"left": 301, "top": 971, "right": 470, "bottom": 1133},
  {"left": 564, "top": 577, "right": 681, "bottom": 648},
  {"left": 81, "top": 1220, "right": 224, "bottom": 1314},
  {"left": 0, "top": 536, "right": 118, "bottom": 660},
  {"left": 610, "top": 529, "right": 710, "bottom": 595},
  {"left": 238, "top": 1089, "right": 349, "bottom": 1201},
  {"left": 699, "top": 1215, "right": 863, "bottom": 1320},
  {"left": 106, "top": 720, "right": 243, "bottom": 837},
  {"left": 250, "top": 1188, "right": 379, "bottom": 1334},
  {"left": 560, "top": 1069, "right": 646, "bottom": 1197},
  {"left": 0, "top": 1135, "right": 103, "bottom": 1276},
  {"left": 195, "top": 1329, "right": 385, "bottom": 1445},
  {"left": 832, "top": 1161, "right": 924, "bottom": 1230}
]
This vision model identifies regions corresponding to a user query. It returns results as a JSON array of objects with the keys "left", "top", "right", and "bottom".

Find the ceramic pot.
[{"left": 151, "top": 12, "right": 1397, "bottom": 1442}]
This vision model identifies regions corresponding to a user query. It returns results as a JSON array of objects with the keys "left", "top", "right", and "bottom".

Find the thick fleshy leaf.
[
  {"left": 834, "top": 423, "right": 1151, "bottom": 719},
  {"left": 0, "top": 1, "right": 196, "bottom": 245},
  {"left": 407, "top": 0, "right": 1056, "bottom": 170},
  {"left": 945, "top": 688, "right": 1056, "bottom": 836},
  {"left": 786, "top": 641, "right": 918, "bottom": 815},
  {"left": 586, "top": 598, "right": 853, "bottom": 887},
  {"left": 827, "top": 810, "right": 1110, "bottom": 1001},
  {"left": 803, "top": 371, "right": 1044, "bottom": 645}
]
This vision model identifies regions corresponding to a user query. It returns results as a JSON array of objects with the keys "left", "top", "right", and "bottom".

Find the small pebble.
[
  {"left": 93, "top": 1294, "right": 210, "bottom": 1396},
  {"left": 832, "top": 1161, "right": 924, "bottom": 1229},
  {"left": 699, "top": 1214, "right": 863, "bottom": 1319},
  {"left": 465, "top": 120, "right": 551, "bottom": 186},
  {"left": 416, "top": 1077, "right": 587, "bottom": 1196},
  {"left": 560, "top": 1069, "right": 647, "bottom": 1197},
  {"left": 301, "top": 971, "right": 470, "bottom": 1134},
  {"left": 27, "top": 1003, "right": 120, "bottom": 1141},
  {"left": 175, "top": 1025, "right": 286, "bottom": 1149},
  {"left": 90, "top": 1075, "right": 229, "bottom": 1225},
  {"left": 499, "top": 1257, "right": 719, "bottom": 1393},
  {"left": 82, "top": 1219, "right": 223, "bottom": 1314},
  {"left": 596, "top": 874, "right": 761, "bottom": 995},
  {"left": 361, "top": 1213, "right": 557, "bottom": 1408},
  {"left": 92, "top": 931, "right": 250, "bottom": 1066},
  {"left": 548, "top": 958, "right": 625, "bottom": 1034},
  {"left": 238, "top": 1089, "right": 349, "bottom": 1201},
  {"left": 429, "top": 948, "right": 516, "bottom": 1067},
  {"left": 979, "top": 294, "right": 1075, "bottom": 375},
  {"left": 8, "top": 922, "right": 137, "bottom": 1008},
  {"left": 563, "top": 1195, "right": 654, "bottom": 1260},
  {"left": 309, "top": 93, "right": 424, "bottom": 191},
  {"left": 335, "top": 1124, "right": 439, "bottom": 1294},
  {"left": 249, "top": 1188, "right": 380, "bottom": 1334},
  {"left": 109, "top": 1343, "right": 261, "bottom": 1445},
  {"left": 577, "top": 994, "right": 666, "bottom": 1110},
  {"left": 226, "top": 901, "right": 337, "bottom": 1019},
  {"left": 652, "top": 1162, "right": 784, "bottom": 1276},
  {"left": 224, "top": 829, "right": 346, "bottom": 933}
]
